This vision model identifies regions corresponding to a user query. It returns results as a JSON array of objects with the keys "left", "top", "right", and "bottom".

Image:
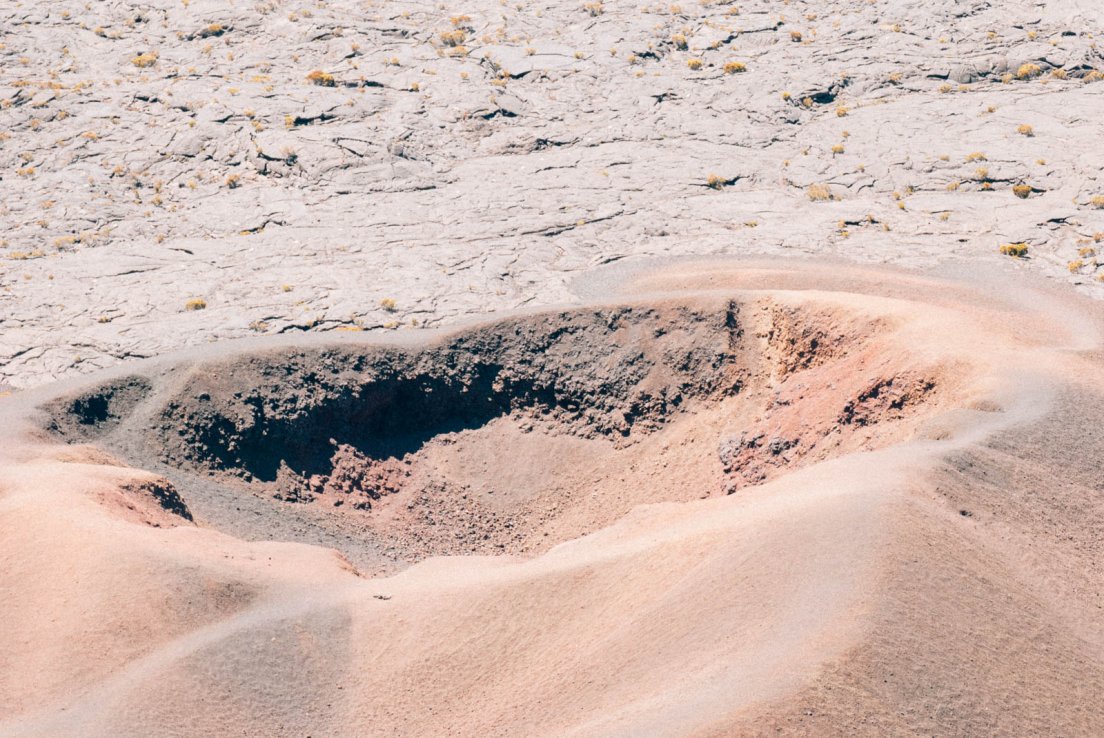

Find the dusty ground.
[
  {"left": 1, "top": 260, "right": 1103, "bottom": 736},
  {"left": 3, "top": 0, "right": 1104, "bottom": 387},
  {"left": 4, "top": 1, "right": 1104, "bottom": 735}
]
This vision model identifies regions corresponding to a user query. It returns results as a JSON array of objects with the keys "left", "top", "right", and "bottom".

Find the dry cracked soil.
[{"left": 2, "top": 0, "right": 1104, "bottom": 387}]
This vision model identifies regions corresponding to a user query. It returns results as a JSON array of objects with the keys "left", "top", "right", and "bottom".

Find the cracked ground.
[{"left": 2, "top": 0, "right": 1104, "bottom": 387}]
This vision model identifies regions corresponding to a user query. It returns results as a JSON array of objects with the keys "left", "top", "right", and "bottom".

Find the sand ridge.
[{"left": 1, "top": 260, "right": 1103, "bottom": 736}]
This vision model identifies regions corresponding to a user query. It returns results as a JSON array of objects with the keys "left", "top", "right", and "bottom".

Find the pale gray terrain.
[{"left": 2, "top": 0, "right": 1104, "bottom": 388}]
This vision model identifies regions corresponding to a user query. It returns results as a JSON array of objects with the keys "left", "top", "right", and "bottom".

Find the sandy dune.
[{"left": 1, "top": 260, "right": 1102, "bottom": 736}]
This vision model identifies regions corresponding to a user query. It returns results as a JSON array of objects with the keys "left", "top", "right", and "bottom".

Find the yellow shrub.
[
  {"left": 806, "top": 183, "right": 832, "bottom": 201},
  {"left": 1015, "top": 63, "right": 1042, "bottom": 80},
  {"left": 999, "top": 243, "right": 1028, "bottom": 258},
  {"left": 439, "top": 29, "right": 467, "bottom": 46},
  {"left": 131, "top": 51, "right": 159, "bottom": 68}
]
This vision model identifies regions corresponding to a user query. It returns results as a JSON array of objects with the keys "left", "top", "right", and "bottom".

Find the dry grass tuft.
[
  {"left": 307, "top": 70, "right": 336, "bottom": 86},
  {"left": 439, "top": 29, "right": 467, "bottom": 46},
  {"left": 1015, "top": 63, "right": 1043, "bottom": 80},
  {"left": 999, "top": 243, "right": 1028, "bottom": 258},
  {"left": 184, "top": 298, "right": 207, "bottom": 311},
  {"left": 1012, "top": 184, "right": 1032, "bottom": 199},
  {"left": 8, "top": 249, "right": 44, "bottom": 260},
  {"left": 131, "top": 51, "right": 159, "bottom": 68},
  {"left": 806, "top": 183, "right": 832, "bottom": 201}
]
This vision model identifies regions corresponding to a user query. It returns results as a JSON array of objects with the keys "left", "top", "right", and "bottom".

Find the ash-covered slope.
[{"left": 1, "top": 261, "right": 1102, "bottom": 736}]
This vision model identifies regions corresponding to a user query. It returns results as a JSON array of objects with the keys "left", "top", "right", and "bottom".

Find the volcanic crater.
[{"left": 42, "top": 295, "right": 948, "bottom": 574}]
